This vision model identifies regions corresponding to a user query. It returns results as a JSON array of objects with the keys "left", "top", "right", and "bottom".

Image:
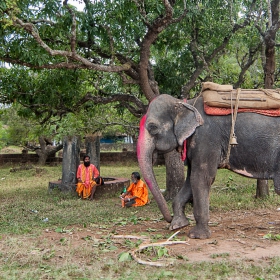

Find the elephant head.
[{"left": 137, "top": 94, "right": 203, "bottom": 222}]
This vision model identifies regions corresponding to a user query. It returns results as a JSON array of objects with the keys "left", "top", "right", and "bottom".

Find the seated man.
[
  {"left": 76, "top": 155, "right": 102, "bottom": 200},
  {"left": 120, "top": 171, "right": 149, "bottom": 207}
]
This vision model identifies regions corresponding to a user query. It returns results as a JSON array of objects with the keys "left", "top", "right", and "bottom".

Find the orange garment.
[
  {"left": 121, "top": 194, "right": 134, "bottom": 208},
  {"left": 123, "top": 179, "right": 149, "bottom": 207},
  {"left": 204, "top": 104, "right": 280, "bottom": 116},
  {"left": 76, "top": 164, "right": 99, "bottom": 199}
]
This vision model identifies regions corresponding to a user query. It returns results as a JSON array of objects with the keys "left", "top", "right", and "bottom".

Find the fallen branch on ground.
[{"left": 114, "top": 231, "right": 190, "bottom": 267}]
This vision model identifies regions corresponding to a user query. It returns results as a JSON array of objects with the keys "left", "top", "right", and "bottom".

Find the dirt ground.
[{"left": 41, "top": 209, "right": 280, "bottom": 264}]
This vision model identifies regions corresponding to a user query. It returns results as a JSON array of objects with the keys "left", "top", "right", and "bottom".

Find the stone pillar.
[
  {"left": 61, "top": 135, "right": 81, "bottom": 192},
  {"left": 85, "top": 133, "right": 101, "bottom": 172}
]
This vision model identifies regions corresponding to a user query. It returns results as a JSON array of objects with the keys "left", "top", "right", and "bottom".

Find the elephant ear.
[{"left": 174, "top": 102, "right": 204, "bottom": 146}]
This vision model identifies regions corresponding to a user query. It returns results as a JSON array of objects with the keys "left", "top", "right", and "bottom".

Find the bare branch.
[
  {"left": 131, "top": 0, "right": 151, "bottom": 28},
  {"left": 30, "top": 19, "right": 55, "bottom": 25},
  {"left": 11, "top": 17, "right": 131, "bottom": 72},
  {"left": 181, "top": 18, "right": 251, "bottom": 97},
  {"left": 0, "top": 55, "right": 130, "bottom": 72},
  {"left": 102, "top": 25, "right": 115, "bottom": 64},
  {"left": 63, "top": 3, "right": 77, "bottom": 53},
  {"left": 233, "top": 42, "right": 262, "bottom": 88}
]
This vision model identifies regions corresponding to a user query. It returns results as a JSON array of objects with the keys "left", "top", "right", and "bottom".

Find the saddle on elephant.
[{"left": 202, "top": 82, "right": 280, "bottom": 116}]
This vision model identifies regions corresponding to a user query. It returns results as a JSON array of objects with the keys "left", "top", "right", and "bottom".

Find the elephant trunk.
[{"left": 137, "top": 115, "right": 172, "bottom": 223}]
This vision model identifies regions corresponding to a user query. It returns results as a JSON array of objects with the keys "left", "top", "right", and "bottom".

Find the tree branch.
[
  {"left": 10, "top": 16, "right": 131, "bottom": 72},
  {"left": 138, "top": 0, "right": 187, "bottom": 101},
  {"left": 181, "top": 18, "right": 251, "bottom": 97},
  {"left": 233, "top": 42, "right": 262, "bottom": 88}
]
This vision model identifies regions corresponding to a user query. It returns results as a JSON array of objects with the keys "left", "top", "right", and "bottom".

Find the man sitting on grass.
[
  {"left": 76, "top": 155, "right": 102, "bottom": 200},
  {"left": 120, "top": 171, "right": 149, "bottom": 207}
]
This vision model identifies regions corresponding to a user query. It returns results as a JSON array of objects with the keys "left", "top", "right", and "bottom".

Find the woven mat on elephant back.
[
  {"left": 203, "top": 89, "right": 280, "bottom": 109},
  {"left": 204, "top": 104, "right": 280, "bottom": 116},
  {"left": 201, "top": 81, "right": 280, "bottom": 110}
]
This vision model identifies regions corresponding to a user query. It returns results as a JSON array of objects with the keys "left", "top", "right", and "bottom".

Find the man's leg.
[
  {"left": 125, "top": 199, "right": 136, "bottom": 207},
  {"left": 89, "top": 184, "right": 98, "bottom": 200},
  {"left": 76, "top": 183, "right": 84, "bottom": 197}
]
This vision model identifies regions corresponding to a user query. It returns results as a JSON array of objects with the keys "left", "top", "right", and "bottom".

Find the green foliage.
[
  {"left": 0, "top": 105, "right": 36, "bottom": 145},
  {"left": 0, "top": 0, "right": 279, "bottom": 152},
  {"left": 0, "top": 66, "right": 140, "bottom": 141},
  {"left": 210, "top": 252, "right": 230, "bottom": 259},
  {"left": 0, "top": 67, "right": 94, "bottom": 113},
  {"left": 1, "top": 0, "right": 274, "bottom": 102},
  {"left": 263, "top": 233, "right": 280, "bottom": 241},
  {"left": 0, "top": 121, "right": 8, "bottom": 149},
  {"left": 118, "top": 252, "right": 132, "bottom": 262}
]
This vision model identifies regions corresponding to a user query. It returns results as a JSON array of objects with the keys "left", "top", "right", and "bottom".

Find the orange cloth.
[
  {"left": 76, "top": 181, "right": 97, "bottom": 199},
  {"left": 121, "top": 194, "right": 134, "bottom": 208},
  {"left": 123, "top": 179, "right": 149, "bottom": 207},
  {"left": 204, "top": 104, "right": 280, "bottom": 116},
  {"left": 76, "top": 164, "right": 99, "bottom": 199}
]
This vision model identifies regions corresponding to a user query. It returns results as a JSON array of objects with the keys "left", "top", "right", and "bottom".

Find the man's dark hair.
[
  {"left": 83, "top": 155, "right": 90, "bottom": 161},
  {"left": 132, "top": 171, "right": 140, "bottom": 180}
]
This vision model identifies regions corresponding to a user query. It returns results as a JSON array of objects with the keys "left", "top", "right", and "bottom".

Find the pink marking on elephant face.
[
  {"left": 137, "top": 114, "right": 154, "bottom": 189},
  {"left": 144, "top": 177, "right": 153, "bottom": 188},
  {"left": 137, "top": 114, "right": 147, "bottom": 159}
]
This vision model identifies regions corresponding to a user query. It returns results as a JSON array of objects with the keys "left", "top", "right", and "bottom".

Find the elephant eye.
[{"left": 147, "top": 123, "right": 159, "bottom": 135}]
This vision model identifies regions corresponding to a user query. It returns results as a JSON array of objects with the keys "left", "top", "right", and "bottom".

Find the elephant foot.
[
  {"left": 169, "top": 216, "right": 189, "bottom": 230},
  {"left": 188, "top": 225, "right": 211, "bottom": 239}
]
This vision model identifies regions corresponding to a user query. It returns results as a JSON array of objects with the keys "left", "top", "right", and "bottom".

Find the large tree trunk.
[
  {"left": 256, "top": 179, "right": 269, "bottom": 198},
  {"left": 256, "top": 0, "right": 279, "bottom": 198},
  {"left": 34, "top": 136, "right": 63, "bottom": 165},
  {"left": 85, "top": 133, "right": 100, "bottom": 172},
  {"left": 61, "top": 135, "right": 81, "bottom": 192},
  {"left": 132, "top": 135, "right": 137, "bottom": 152},
  {"left": 164, "top": 149, "right": 185, "bottom": 201}
]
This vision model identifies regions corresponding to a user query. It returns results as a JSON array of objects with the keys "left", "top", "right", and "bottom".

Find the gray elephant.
[{"left": 137, "top": 94, "right": 280, "bottom": 239}]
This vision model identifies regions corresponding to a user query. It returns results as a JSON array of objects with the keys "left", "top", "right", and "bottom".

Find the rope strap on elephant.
[
  {"left": 224, "top": 88, "right": 241, "bottom": 168},
  {"left": 200, "top": 82, "right": 280, "bottom": 167}
]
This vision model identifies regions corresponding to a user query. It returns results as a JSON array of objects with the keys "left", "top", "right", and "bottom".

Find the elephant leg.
[
  {"left": 273, "top": 175, "right": 280, "bottom": 195},
  {"left": 188, "top": 169, "right": 214, "bottom": 239},
  {"left": 170, "top": 178, "right": 193, "bottom": 230}
]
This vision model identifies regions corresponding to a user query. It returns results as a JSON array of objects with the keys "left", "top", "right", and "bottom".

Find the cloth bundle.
[{"left": 202, "top": 82, "right": 280, "bottom": 109}]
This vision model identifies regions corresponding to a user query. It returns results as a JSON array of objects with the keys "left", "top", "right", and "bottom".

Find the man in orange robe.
[
  {"left": 76, "top": 155, "right": 100, "bottom": 200},
  {"left": 120, "top": 172, "right": 149, "bottom": 207}
]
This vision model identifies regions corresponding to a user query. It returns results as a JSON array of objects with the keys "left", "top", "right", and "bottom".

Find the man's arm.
[
  {"left": 121, "top": 183, "right": 133, "bottom": 198},
  {"left": 91, "top": 165, "right": 100, "bottom": 179},
  {"left": 77, "top": 165, "right": 82, "bottom": 182}
]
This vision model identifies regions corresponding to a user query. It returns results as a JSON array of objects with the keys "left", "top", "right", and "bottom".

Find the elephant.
[{"left": 137, "top": 94, "right": 280, "bottom": 239}]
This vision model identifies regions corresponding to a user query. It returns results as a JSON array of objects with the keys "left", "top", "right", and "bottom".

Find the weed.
[
  {"left": 210, "top": 252, "right": 230, "bottom": 259},
  {"left": 263, "top": 233, "right": 280, "bottom": 241}
]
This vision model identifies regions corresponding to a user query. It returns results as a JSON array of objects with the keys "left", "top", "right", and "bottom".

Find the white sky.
[{"left": 65, "top": 0, "right": 85, "bottom": 11}]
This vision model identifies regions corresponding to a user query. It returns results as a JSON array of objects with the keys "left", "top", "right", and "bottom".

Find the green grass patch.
[{"left": 0, "top": 163, "right": 280, "bottom": 279}]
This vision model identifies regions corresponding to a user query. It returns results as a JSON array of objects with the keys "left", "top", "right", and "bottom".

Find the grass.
[{"left": 0, "top": 162, "right": 280, "bottom": 279}]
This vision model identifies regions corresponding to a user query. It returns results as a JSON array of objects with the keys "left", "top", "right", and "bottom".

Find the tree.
[
  {"left": 0, "top": 103, "right": 64, "bottom": 164},
  {"left": 0, "top": 121, "right": 8, "bottom": 150},
  {"left": 255, "top": 0, "right": 280, "bottom": 198},
  {"left": 1, "top": 0, "right": 277, "bottom": 198}
]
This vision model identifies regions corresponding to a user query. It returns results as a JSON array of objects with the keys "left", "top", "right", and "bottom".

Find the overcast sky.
[{"left": 66, "top": 0, "right": 85, "bottom": 11}]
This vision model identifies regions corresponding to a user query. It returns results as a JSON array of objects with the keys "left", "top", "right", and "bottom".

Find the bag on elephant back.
[{"left": 202, "top": 82, "right": 280, "bottom": 109}]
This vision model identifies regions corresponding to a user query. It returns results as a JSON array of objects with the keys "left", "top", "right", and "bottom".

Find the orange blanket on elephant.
[{"left": 204, "top": 104, "right": 280, "bottom": 116}]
